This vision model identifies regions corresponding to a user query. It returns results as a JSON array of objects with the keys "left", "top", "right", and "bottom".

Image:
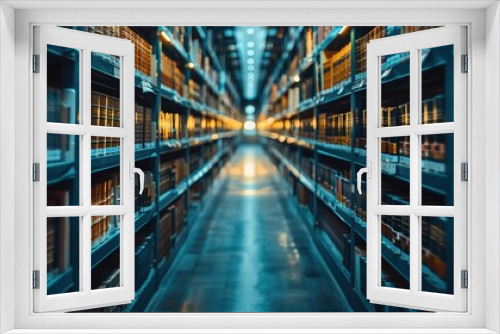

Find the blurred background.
[{"left": 45, "top": 26, "right": 454, "bottom": 312}]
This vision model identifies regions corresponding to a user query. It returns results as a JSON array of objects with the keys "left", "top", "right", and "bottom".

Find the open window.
[
  {"left": 362, "top": 26, "right": 467, "bottom": 312},
  {"left": 33, "top": 26, "right": 140, "bottom": 312}
]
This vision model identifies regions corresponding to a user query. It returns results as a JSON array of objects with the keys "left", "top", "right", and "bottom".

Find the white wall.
[
  {"left": 0, "top": 2, "right": 16, "bottom": 333},
  {"left": 485, "top": 2, "right": 500, "bottom": 333}
]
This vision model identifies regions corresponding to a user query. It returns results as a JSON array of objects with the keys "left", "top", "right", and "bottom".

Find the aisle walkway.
[{"left": 145, "top": 143, "right": 351, "bottom": 312}]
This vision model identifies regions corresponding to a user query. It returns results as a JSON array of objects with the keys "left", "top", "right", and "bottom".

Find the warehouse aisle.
[{"left": 145, "top": 143, "right": 351, "bottom": 312}]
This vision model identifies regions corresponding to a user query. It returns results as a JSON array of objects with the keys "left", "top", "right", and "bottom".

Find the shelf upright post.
[
  {"left": 152, "top": 28, "right": 163, "bottom": 275},
  {"left": 184, "top": 26, "right": 192, "bottom": 227},
  {"left": 348, "top": 27, "right": 358, "bottom": 287},
  {"left": 312, "top": 26, "right": 320, "bottom": 228}
]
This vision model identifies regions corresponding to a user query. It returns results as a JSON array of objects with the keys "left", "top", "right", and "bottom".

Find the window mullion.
[{"left": 409, "top": 47, "right": 420, "bottom": 294}]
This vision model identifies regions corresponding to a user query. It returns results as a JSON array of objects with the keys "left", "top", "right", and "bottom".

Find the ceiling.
[{"left": 210, "top": 26, "right": 287, "bottom": 111}]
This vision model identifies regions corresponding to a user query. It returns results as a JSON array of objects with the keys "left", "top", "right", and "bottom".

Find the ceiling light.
[
  {"left": 247, "top": 41, "right": 255, "bottom": 48},
  {"left": 247, "top": 50, "right": 255, "bottom": 56},
  {"left": 340, "top": 26, "right": 348, "bottom": 34},
  {"left": 247, "top": 65, "right": 255, "bottom": 71},
  {"left": 245, "top": 105, "right": 256, "bottom": 114},
  {"left": 161, "top": 31, "right": 171, "bottom": 43},
  {"left": 246, "top": 28, "right": 255, "bottom": 35},
  {"left": 186, "top": 62, "right": 195, "bottom": 69},
  {"left": 247, "top": 58, "right": 255, "bottom": 65},
  {"left": 293, "top": 74, "right": 300, "bottom": 83}
]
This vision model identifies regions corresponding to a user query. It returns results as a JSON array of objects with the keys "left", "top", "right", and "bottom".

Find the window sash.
[
  {"left": 366, "top": 26, "right": 467, "bottom": 312},
  {"left": 33, "top": 26, "right": 136, "bottom": 313}
]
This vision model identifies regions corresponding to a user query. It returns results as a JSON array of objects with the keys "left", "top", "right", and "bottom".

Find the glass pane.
[
  {"left": 421, "top": 133, "right": 454, "bottom": 206},
  {"left": 421, "top": 45, "right": 453, "bottom": 124},
  {"left": 91, "top": 52, "right": 121, "bottom": 127},
  {"left": 91, "top": 135, "right": 120, "bottom": 206},
  {"left": 91, "top": 215, "right": 121, "bottom": 290},
  {"left": 47, "top": 217, "right": 80, "bottom": 295},
  {"left": 47, "top": 134, "right": 80, "bottom": 206},
  {"left": 91, "top": 170, "right": 120, "bottom": 206},
  {"left": 91, "top": 136, "right": 121, "bottom": 158},
  {"left": 47, "top": 45, "right": 80, "bottom": 124},
  {"left": 381, "top": 215, "right": 410, "bottom": 289},
  {"left": 381, "top": 136, "right": 410, "bottom": 205},
  {"left": 421, "top": 216, "right": 454, "bottom": 295},
  {"left": 381, "top": 52, "right": 410, "bottom": 127}
]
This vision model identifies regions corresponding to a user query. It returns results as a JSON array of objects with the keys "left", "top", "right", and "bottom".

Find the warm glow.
[
  {"left": 293, "top": 74, "right": 300, "bottom": 83},
  {"left": 244, "top": 120, "right": 256, "bottom": 131},
  {"left": 161, "top": 31, "right": 171, "bottom": 43},
  {"left": 243, "top": 161, "right": 256, "bottom": 178},
  {"left": 340, "top": 26, "right": 348, "bottom": 34},
  {"left": 186, "top": 62, "right": 195, "bottom": 69}
]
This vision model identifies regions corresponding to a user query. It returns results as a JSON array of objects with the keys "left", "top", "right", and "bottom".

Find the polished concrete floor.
[{"left": 145, "top": 143, "right": 351, "bottom": 312}]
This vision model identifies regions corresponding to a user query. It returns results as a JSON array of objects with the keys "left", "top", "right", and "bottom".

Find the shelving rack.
[
  {"left": 46, "top": 26, "right": 242, "bottom": 311},
  {"left": 258, "top": 26, "right": 453, "bottom": 312}
]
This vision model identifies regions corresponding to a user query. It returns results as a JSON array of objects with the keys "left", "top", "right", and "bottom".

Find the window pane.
[
  {"left": 381, "top": 136, "right": 410, "bottom": 205},
  {"left": 421, "top": 45, "right": 453, "bottom": 124},
  {"left": 381, "top": 215, "right": 410, "bottom": 290},
  {"left": 421, "top": 216, "right": 454, "bottom": 295},
  {"left": 91, "top": 136, "right": 121, "bottom": 206},
  {"left": 421, "top": 133, "right": 454, "bottom": 206},
  {"left": 47, "top": 217, "right": 80, "bottom": 295},
  {"left": 381, "top": 52, "right": 410, "bottom": 127},
  {"left": 47, "top": 45, "right": 80, "bottom": 124},
  {"left": 47, "top": 134, "right": 80, "bottom": 206},
  {"left": 91, "top": 136, "right": 121, "bottom": 158},
  {"left": 91, "top": 215, "right": 121, "bottom": 290},
  {"left": 91, "top": 52, "right": 121, "bottom": 127}
]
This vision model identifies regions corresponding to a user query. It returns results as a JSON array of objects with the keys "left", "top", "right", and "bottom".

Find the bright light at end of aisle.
[{"left": 244, "top": 120, "right": 256, "bottom": 131}]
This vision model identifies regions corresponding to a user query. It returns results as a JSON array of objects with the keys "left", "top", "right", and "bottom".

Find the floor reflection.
[{"left": 145, "top": 143, "right": 351, "bottom": 312}]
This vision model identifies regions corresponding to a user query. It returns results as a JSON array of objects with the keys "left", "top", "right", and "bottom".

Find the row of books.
[
  {"left": 159, "top": 111, "right": 182, "bottom": 142},
  {"left": 158, "top": 205, "right": 175, "bottom": 260},
  {"left": 91, "top": 174, "right": 120, "bottom": 206},
  {"left": 91, "top": 91, "right": 120, "bottom": 127},
  {"left": 299, "top": 116, "right": 315, "bottom": 140},
  {"left": 91, "top": 215, "right": 120, "bottom": 248},
  {"left": 322, "top": 42, "right": 352, "bottom": 91},
  {"left": 161, "top": 53, "right": 185, "bottom": 96},
  {"left": 159, "top": 156, "right": 188, "bottom": 194},
  {"left": 318, "top": 111, "right": 352, "bottom": 145},
  {"left": 135, "top": 104, "right": 154, "bottom": 148},
  {"left": 355, "top": 27, "right": 387, "bottom": 74},
  {"left": 82, "top": 26, "right": 152, "bottom": 76}
]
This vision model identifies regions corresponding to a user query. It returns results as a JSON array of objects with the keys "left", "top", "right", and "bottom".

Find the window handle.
[
  {"left": 130, "top": 162, "right": 144, "bottom": 195},
  {"left": 357, "top": 162, "right": 371, "bottom": 195}
]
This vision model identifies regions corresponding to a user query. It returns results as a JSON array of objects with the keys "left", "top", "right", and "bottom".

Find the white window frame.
[
  {"left": 366, "top": 26, "right": 467, "bottom": 312},
  {"left": 33, "top": 26, "right": 136, "bottom": 312},
  {"left": 0, "top": 2, "right": 498, "bottom": 333}
]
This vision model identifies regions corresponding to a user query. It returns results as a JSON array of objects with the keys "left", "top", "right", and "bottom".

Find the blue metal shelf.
[
  {"left": 47, "top": 268, "right": 74, "bottom": 295},
  {"left": 91, "top": 209, "right": 155, "bottom": 269}
]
